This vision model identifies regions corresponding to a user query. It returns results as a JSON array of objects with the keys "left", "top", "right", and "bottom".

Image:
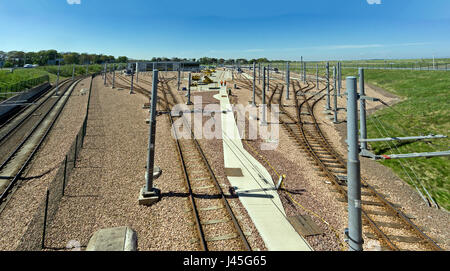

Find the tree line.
[
  {"left": 0, "top": 50, "right": 128, "bottom": 68},
  {"left": 0, "top": 49, "right": 287, "bottom": 68}
]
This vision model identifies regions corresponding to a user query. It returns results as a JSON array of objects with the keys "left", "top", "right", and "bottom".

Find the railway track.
[
  {"left": 0, "top": 77, "right": 84, "bottom": 213},
  {"left": 136, "top": 73, "right": 251, "bottom": 251},
  {"left": 235, "top": 71, "right": 442, "bottom": 251}
]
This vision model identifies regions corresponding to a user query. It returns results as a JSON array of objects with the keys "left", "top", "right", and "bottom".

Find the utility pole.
[
  {"left": 258, "top": 62, "right": 261, "bottom": 85},
  {"left": 316, "top": 64, "right": 319, "bottom": 90},
  {"left": 72, "top": 64, "right": 75, "bottom": 82},
  {"left": 325, "top": 62, "right": 331, "bottom": 110},
  {"left": 136, "top": 62, "right": 139, "bottom": 83},
  {"left": 177, "top": 68, "right": 181, "bottom": 91},
  {"left": 345, "top": 76, "right": 363, "bottom": 251},
  {"left": 338, "top": 62, "right": 342, "bottom": 96},
  {"left": 139, "top": 69, "right": 161, "bottom": 206},
  {"left": 187, "top": 72, "right": 192, "bottom": 105},
  {"left": 104, "top": 63, "right": 107, "bottom": 86},
  {"left": 333, "top": 66, "right": 338, "bottom": 123},
  {"left": 301, "top": 56, "right": 303, "bottom": 82},
  {"left": 130, "top": 70, "right": 134, "bottom": 94},
  {"left": 303, "top": 62, "right": 306, "bottom": 83},
  {"left": 262, "top": 67, "right": 267, "bottom": 126},
  {"left": 286, "top": 62, "right": 290, "bottom": 100},
  {"left": 359, "top": 68, "right": 367, "bottom": 152},
  {"left": 112, "top": 64, "right": 115, "bottom": 89},
  {"left": 252, "top": 62, "right": 256, "bottom": 106},
  {"left": 55, "top": 61, "right": 60, "bottom": 96}
]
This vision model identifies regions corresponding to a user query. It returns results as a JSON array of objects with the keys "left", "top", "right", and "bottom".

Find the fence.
[
  {"left": 0, "top": 75, "right": 50, "bottom": 98},
  {"left": 16, "top": 74, "right": 94, "bottom": 251}
]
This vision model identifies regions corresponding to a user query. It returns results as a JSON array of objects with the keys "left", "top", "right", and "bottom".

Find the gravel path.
[
  {"left": 44, "top": 76, "right": 197, "bottom": 251},
  {"left": 0, "top": 77, "right": 90, "bottom": 250}
]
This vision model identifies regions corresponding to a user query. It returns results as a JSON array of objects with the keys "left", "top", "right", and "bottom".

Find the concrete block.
[
  {"left": 86, "top": 227, "right": 137, "bottom": 251},
  {"left": 138, "top": 187, "right": 160, "bottom": 206}
]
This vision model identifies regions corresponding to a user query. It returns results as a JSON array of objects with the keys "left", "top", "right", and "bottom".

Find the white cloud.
[
  {"left": 367, "top": 0, "right": 381, "bottom": 4},
  {"left": 67, "top": 0, "right": 81, "bottom": 4}
]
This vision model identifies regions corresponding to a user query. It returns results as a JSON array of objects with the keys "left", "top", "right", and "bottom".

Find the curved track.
[
  {"left": 234, "top": 70, "right": 442, "bottom": 251},
  {"left": 134, "top": 73, "right": 251, "bottom": 251}
]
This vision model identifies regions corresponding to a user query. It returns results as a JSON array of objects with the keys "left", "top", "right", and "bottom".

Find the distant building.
[{"left": 127, "top": 61, "right": 200, "bottom": 72}]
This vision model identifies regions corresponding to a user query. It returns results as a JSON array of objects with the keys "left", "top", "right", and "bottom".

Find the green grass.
[
  {"left": 358, "top": 70, "right": 450, "bottom": 210},
  {"left": 0, "top": 64, "right": 110, "bottom": 100},
  {"left": 0, "top": 69, "right": 57, "bottom": 88},
  {"left": 287, "top": 66, "right": 450, "bottom": 209}
]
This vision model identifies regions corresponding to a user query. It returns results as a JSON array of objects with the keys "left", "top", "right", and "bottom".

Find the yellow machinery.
[{"left": 203, "top": 76, "right": 213, "bottom": 84}]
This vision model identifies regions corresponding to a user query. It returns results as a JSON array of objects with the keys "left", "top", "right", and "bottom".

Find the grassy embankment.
[
  {"left": 278, "top": 65, "right": 449, "bottom": 210},
  {"left": 0, "top": 64, "right": 107, "bottom": 100},
  {"left": 356, "top": 70, "right": 449, "bottom": 211},
  {"left": 298, "top": 67, "right": 449, "bottom": 210}
]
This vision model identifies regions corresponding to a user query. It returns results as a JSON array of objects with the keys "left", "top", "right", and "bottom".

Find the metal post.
[
  {"left": 338, "top": 62, "right": 342, "bottom": 96},
  {"left": 136, "top": 62, "right": 139, "bottom": 82},
  {"left": 177, "top": 68, "right": 181, "bottom": 91},
  {"left": 333, "top": 66, "right": 338, "bottom": 123},
  {"left": 42, "top": 189, "right": 50, "bottom": 249},
  {"left": 252, "top": 62, "right": 256, "bottom": 106},
  {"left": 187, "top": 72, "right": 192, "bottom": 105},
  {"left": 258, "top": 62, "right": 261, "bottom": 85},
  {"left": 303, "top": 62, "right": 306, "bottom": 83},
  {"left": 104, "top": 63, "right": 107, "bottom": 85},
  {"left": 325, "top": 62, "right": 331, "bottom": 110},
  {"left": 301, "top": 56, "right": 303, "bottom": 81},
  {"left": 112, "top": 64, "right": 115, "bottom": 89},
  {"left": 55, "top": 61, "right": 60, "bottom": 95},
  {"left": 146, "top": 70, "right": 159, "bottom": 192},
  {"left": 346, "top": 76, "right": 363, "bottom": 251},
  {"left": 74, "top": 135, "right": 78, "bottom": 168},
  {"left": 262, "top": 67, "right": 267, "bottom": 125},
  {"left": 130, "top": 72, "right": 134, "bottom": 94},
  {"left": 316, "top": 64, "right": 319, "bottom": 90},
  {"left": 62, "top": 155, "right": 68, "bottom": 196},
  {"left": 359, "top": 68, "right": 367, "bottom": 152},
  {"left": 267, "top": 64, "right": 270, "bottom": 93},
  {"left": 286, "top": 62, "right": 290, "bottom": 100}
]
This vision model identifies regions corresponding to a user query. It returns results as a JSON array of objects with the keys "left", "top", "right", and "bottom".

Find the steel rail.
[
  {"left": 134, "top": 73, "right": 251, "bottom": 251},
  {"left": 0, "top": 77, "right": 85, "bottom": 213}
]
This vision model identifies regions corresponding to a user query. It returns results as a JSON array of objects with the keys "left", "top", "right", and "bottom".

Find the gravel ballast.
[{"left": 0, "top": 77, "right": 91, "bottom": 250}]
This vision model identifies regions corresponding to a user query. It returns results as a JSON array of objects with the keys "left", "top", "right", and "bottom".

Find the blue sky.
[{"left": 1, "top": 0, "right": 450, "bottom": 61}]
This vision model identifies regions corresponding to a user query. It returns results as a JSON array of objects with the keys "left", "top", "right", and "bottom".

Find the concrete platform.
[
  {"left": 213, "top": 72, "right": 312, "bottom": 251},
  {"left": 86, "top": 226, "right": 137, "bottom": 251}
]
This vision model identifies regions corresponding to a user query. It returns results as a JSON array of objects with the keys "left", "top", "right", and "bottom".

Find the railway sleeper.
[
  {"left": 322, "top": 163, "right": 346, "bottom": 169},
  {"left": 364, "top": 232, "right": 424, "bottom": 244},
  {"left": 363, "top": 220, "right": 405, "bottom": 230}
]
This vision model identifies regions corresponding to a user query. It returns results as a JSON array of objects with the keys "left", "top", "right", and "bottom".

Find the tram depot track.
[
  {"left": 125, "top": 72, "right": 251, "bottom": 251},
  {"left": 0, "top": 77, "right": 85, "bottom": 214},
  {"left": 234, "top": 71, "right": 442, "bottom": 251}
]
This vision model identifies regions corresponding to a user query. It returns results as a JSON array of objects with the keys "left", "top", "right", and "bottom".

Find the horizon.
[{"left": 1, "top": 0, "right": 450, "bottom": 61}]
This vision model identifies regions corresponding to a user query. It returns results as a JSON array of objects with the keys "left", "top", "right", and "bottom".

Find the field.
[
  {"left": 0, "top": 64, "right": 114, "bottom": 100},
  {"left": 303, "top": 66, "right": 449, "bottom": 210},
  {"left": 267, "top": 63, "right": 449, "bottom": 210},
  {"left": 356, "top": 70, "right": 450, "bottom": 210}
]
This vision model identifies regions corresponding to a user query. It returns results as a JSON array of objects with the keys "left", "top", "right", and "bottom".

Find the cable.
[{"left": 241, "top": 134, "right": 347, "bottom": 251}]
